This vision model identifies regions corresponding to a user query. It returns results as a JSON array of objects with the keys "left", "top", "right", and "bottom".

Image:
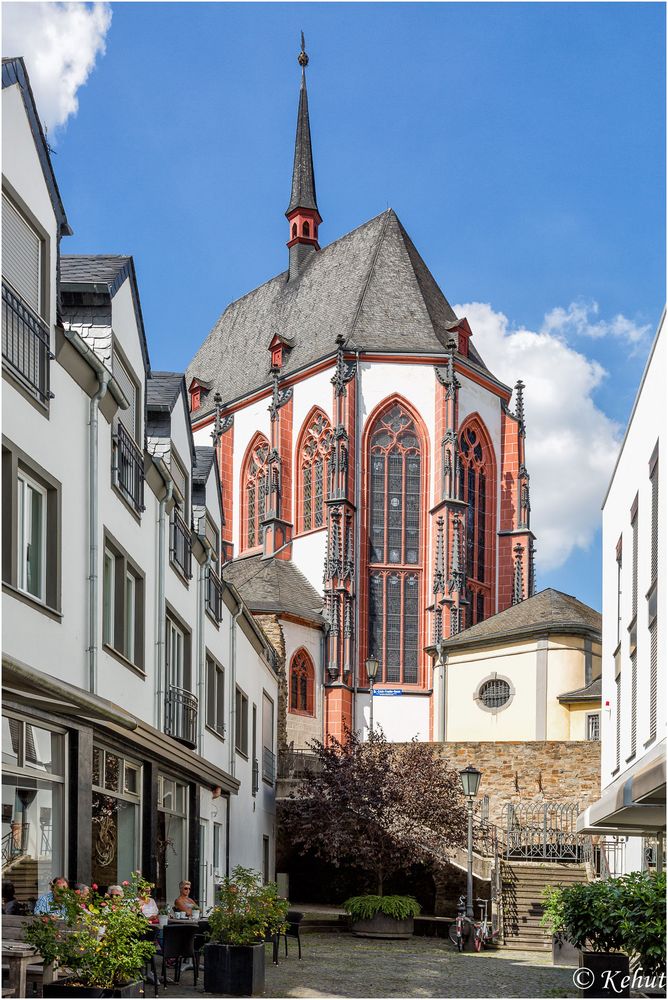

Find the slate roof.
[
  {"left": 192, "top": 446, "right": 215, "bottom": 487},
  {"left": 440, "top": 588, "right": 602, "bottom": 650},
  {"left": 147, "top": 372, "right": 186, "bottom": 412},
  {"left": 287, "top": 70, "right": 318, "bottom": 215},
  {"left": 558, "top": 677, "right": 602, "bottom": 703},
  {"left": 186, "top": 208, "right": 498, "bottom": 411},
  {"left": 61, "top": 255, "right": 150, "bottom": 374},
  {"left": 222, "top": 555, "right": 324, "bottom": 625}
]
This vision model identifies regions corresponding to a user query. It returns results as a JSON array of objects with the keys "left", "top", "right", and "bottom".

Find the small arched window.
[
  {"left": 291, "top": 223, "right": 297, "bottom": 238},
  {"left": 297, "top": 410, "right": 333, "bottom": 532},
  {"left": 242, "top": 434, "right": 270, "bottom": 551},
  {"left": 458, "top": 420, "right": 492, "bottom": 626},
  {"left": 289, "top": 649, "right": 315, "bottom": 715},
  {"left": 302, "top": 221, "right": 310, "bottom": 237}
]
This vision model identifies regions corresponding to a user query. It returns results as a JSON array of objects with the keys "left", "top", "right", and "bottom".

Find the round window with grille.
[{"left": 478, "top": 678, "right": 511, "bottom": 709}]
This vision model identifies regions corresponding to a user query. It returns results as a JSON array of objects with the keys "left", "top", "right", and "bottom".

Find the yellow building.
[{"left": 432, "top": 589, "right": 601, "bottom": 742}]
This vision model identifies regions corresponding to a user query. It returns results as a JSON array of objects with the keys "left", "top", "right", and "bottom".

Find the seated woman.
[
  {"left": 106, "top": 884, "right": 124, "bottom": 899},
  {"left": 173, "top": 880, "right": 198, "bottom": 916},
  {"left": 139, "top": 891, "right": 159, "bottom": 923}
]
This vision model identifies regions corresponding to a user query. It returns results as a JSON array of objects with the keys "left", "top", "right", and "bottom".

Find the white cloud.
[
  {"left": 2, "top": 2, "right": 111, "bottom": 135},
  {"left": 542, "top": 299, "right": 650, "bottom": 346},
  {"left": 455, "top": 301, "right": 623, "bottom": 573}
]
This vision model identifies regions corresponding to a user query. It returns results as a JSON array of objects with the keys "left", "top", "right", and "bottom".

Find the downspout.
[
  {"left": 198, "top": 548, "right": 213, "bottom": 752},
  {"left": 154, "top": 461, "right": 173, "bottom": 730},
  {"left": 229, "top": 600, "right": 243, "bottom": 779},
  {"left": 353, "top": 349, "right": 362, "bottom": 734},
  {"left": 88, "top": 371, "right": 110, "bottom": 693}
]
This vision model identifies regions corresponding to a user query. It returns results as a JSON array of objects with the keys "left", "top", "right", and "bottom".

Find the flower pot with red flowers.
[
  {"left": 26, "top": 872, "right": 156, "bottom": 998},
  {"left": 204, "top": 866, "right": 289, "bottom": 997}
]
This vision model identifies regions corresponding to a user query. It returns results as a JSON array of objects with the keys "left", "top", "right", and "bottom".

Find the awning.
[
  {"left": 2, "top": 655, "right": 239, "bottom": 795},
  {"left": 576, "top": 742, "right": 666, "bottom": 835}
]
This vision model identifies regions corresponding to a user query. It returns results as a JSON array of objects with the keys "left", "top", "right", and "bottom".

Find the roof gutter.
[{"left": 62, "top": 325, "right": 130, "bottom": 409}]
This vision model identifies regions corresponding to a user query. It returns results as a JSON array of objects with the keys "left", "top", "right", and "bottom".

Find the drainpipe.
[
  {"left": 154, "top": 461, "right": 173, "bottom": 730},
  {"left": 198, "top": 548, "right": 213, "bottom": 752},
  {"left": 352, "top": 349, "right": 362, "bottom": 734},
  {"left": 88, "top": 371, "right": 110, "bottom": 693},
  {"left": 229, "top": 599, "right": 243, "bottom": 779}
]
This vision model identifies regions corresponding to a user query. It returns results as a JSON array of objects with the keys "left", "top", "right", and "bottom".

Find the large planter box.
[
  {"left": 203, "top": 942, "right": 265, "bottom": 997},
  {"left": 43, "top": 979, "right": 144, "bottom": 998},
  {"left": 351, "top": 913, "right": 414, "bottom": 939},
  {"left": 578, "top": 952, "right": 630, "bottom": 999},
  {"left": 553, "top": 936, "right": 580, "bottom": 967}
]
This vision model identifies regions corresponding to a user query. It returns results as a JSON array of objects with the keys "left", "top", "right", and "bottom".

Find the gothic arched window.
[
  {"left": 366, "top": 401, "right": 424, "bottom": 685},
  {"left": 242, "top": 434, "right": 270, "bottom": 551},
  {"left": 289, "top": 648, "right": 315, "bottom": 715},
  {"left": 458, "top": 420, "right": 493, "bottom": 626},
  {"left": 297, "top": 409, "right": 333, "bottom": 532}
]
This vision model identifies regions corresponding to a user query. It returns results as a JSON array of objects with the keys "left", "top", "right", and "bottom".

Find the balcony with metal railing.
[
  {"left": 164, "top": 685, "right": 198, "bottom": 749},
  {"left": 262, "top": 746, "right": 276, "bottom": 785},
  {"left": 170, "top": 509, "right": 192, "bottom": 579},
  {"left": 113, "top": 421, "right": 145, "bottom": 513},
  {"left": 206, "top": 566, "right": 223, "bottom": 622},
  {"left": 2, "top": 281, "right": 52, "bottom": 406}
]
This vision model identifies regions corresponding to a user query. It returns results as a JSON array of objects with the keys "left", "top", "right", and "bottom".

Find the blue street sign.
[{"left": 373, "top": 689, "right": 403, "bottom": 696}]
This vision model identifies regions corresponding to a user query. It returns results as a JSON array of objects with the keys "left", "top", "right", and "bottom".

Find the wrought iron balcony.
[
  {"left": 262, "top": 747, "right": 276, "bottom": 785},
  {"left": 2, "top": 281, "right": 52, "bottom": 405},
  {"left": 206, "top": 566, "right": 223, "bottom": 622},
  {"left": 164, "top": 685, "right": 198, "bottom": 749},
  {"left": 170, "top": 509, "right": 192, "bottom": 579},
  {"left": 113, "top": 421, "right": 145, "bottom": 513}
]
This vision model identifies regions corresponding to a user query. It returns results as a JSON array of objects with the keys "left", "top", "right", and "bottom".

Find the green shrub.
[
  {"left": 207, "top": 866, "right": 289, "bottom": 947},
  {"left": 343, "top": 894, "right": 420, "bottom": 922},
  {"left": 616, "top": 870, "right": 666, "bottom": 977}
]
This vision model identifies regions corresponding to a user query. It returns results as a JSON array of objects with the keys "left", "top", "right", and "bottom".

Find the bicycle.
[
  {"left": 472, "top": 898, "right": 499, "bottom": 951},
  {"left": 448, "top": 896, "right": 473, "bottom": 951}
]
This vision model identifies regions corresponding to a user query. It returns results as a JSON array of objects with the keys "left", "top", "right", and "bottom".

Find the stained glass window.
[
  {"left": 289, "top": 649, "right": 315, "bottom": 715},
  {"left": 458, "top": 421, "right": 492, "bottom": 626},
  {"left": 298, "top": 410, "right": 333, "bottom": 532},
  {"left": 243, "top": 436, "right": 270, "bottom": 551}
]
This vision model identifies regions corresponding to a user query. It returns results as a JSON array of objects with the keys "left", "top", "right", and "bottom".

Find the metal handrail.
[
  {"left": 170, "top": 509, "right": 192, "bottom": 579},
  {"left": 164, "top": 684, "right": 198, "bottom": 748},
  {"left": 2, "top": 822, "right": 30, "bottom": 869},
  {"left": 277, "top": 748, "right": 324, "bottom": 779},
  {"left": 2, "top": 281, "right": 52, "bottom": 404},
  {"left": 206, "top": 567, "right": 223, "bottom": 621},
  {"left": 113, "top": 421, "right": 145, "bottom": 513}
]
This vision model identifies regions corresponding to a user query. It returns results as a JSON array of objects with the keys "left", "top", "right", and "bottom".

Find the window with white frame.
[
  {"left": 17, "top": 472, "right": 46, "bottom": 601},
  {"left": 167, "top": 618, "right": 185, "bottom": 690},
  {"left": 586, "top": 712, "right": 600, "bottom": 741},
  {"left": 206, "top": 656, "right": 225, "bottom": 737}
]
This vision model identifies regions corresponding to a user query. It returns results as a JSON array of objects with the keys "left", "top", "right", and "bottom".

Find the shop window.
[
  {"left": 90, "top": 746, "right": 142, "bottom": 891},
  {"left": 156, "top": 773, "right": 188, "bottom": 907},
  {"left": 2, "top": 715, "right": 66, "bottom": 909}
]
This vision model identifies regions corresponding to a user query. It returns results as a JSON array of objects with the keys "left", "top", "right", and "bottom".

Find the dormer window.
[{"left": 188, "top": 379, "right": 211, "bottom": 414}]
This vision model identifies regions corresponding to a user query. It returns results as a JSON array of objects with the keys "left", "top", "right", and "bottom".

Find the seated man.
[
  {"left": 34, "top": 877, "right": 68, "bottom": 915},
  {"left": 106, "top": 885, "right": 124, "bottom": 899},
  {"left": 173, "top": 880, "right": 198, "bottom": 916}
]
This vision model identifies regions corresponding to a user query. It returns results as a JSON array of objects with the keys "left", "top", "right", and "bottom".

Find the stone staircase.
[
  {"left": 3, "top": 856, "right": 38, "bottom": 902},
  {"left": 501, "top": 860, "right": 588, "bottom": 951}
]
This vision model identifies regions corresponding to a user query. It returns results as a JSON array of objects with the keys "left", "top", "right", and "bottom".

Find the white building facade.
[
  {"left": 2, "top": 57, "right": 279, "bottom": 910},
  {"left": 577, "top": 312, "right": 666, "bottom": 874}
]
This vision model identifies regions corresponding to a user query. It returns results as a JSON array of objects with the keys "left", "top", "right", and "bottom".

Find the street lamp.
[
  {"left": 459, "top": 764, "right": 482, "bottom": 919},
  {"left": 366, "top": 654, "right": 380, "bottom": 735}
]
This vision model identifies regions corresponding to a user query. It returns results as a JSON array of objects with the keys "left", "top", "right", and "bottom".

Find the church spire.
[{"left": 286, "top": 33, "right": 322, "bottom": 281}]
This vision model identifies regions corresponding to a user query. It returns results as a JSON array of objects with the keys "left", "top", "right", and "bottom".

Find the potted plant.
[
  {"left": 157, "top": 907, "right": 170, "bottom": 928},
  {"left": 544, "top": 880, "right": 629, "bottom": 998},
  {"left": 25, "top": 872, "right": 156, "bottom": 998},
  {"left": 203, "top": 866, "right": 288, "bottom": 997},
  {"left": 541, "top": 885, "right": 580, "bottom": 967},
  {"left": 343, "top": 894, "right": 420, "bottom": 939},
  {"left": 616, "top": 870, "right": 666, "bottom": 993}
]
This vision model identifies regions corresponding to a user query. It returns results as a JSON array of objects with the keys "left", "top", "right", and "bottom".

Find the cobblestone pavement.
[{"left": 167, "top": 934, "right": 579, "bottom": 998}]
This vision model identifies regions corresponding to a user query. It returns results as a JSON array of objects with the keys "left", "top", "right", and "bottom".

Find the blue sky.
[{"left": 5, "top": 2, "right": 665, "bottom": 609}]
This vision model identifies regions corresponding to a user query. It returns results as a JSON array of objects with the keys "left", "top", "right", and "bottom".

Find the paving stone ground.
[{"left": 168, "top": 934, "right": 580, "bottom": 998}]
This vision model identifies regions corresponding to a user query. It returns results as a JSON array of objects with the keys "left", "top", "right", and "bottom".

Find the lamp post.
[
  {"left": 459, "top": 764, "right": 482, "bottom": 919},
  {"left": 365, "top": 654, "right": 380, "bottom": 735}
]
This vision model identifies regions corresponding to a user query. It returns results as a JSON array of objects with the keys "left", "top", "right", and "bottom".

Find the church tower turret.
[{"left": 286, "top": 34, "right": 321, "bottom": 281}]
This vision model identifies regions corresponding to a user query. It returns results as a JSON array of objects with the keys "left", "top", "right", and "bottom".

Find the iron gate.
[{"left": 505, "top": 802, "right": 582, "bottom": 861}]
